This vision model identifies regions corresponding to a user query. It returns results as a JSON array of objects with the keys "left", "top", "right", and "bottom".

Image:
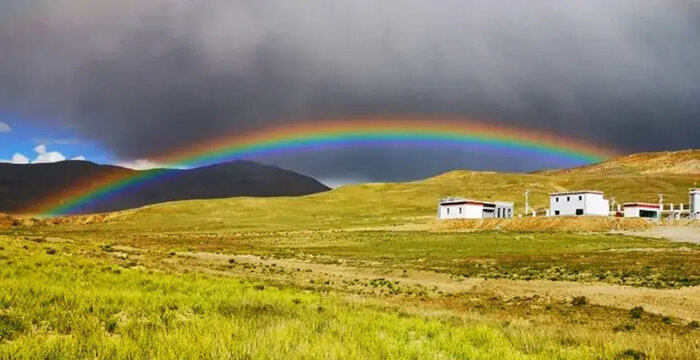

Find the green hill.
[{"left": 49, "top": 150, "right": 697, "bottom": 233}]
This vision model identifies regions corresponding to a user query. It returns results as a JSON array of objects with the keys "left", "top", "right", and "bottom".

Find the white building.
[
  {"left": 623, "top": 203, "right": 660, "bottom": 219},
  {"left": 691, "top": 188, "right": 700, "bottom": 219},
  {"left": 438, "top": 198, "right": 514, "bottom": 220},
  {"left": 549, "top": 190, "right": 609, "bottom": 216}
]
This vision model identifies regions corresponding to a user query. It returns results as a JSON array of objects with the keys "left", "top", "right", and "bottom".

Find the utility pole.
[
  {"left": 658, "top": 194, "right": 664, "bottom": 220},
  {"left": 524, "top": 189, "right": 530, "bottom": 216},
  {"left": 610, "top": 197, "right": 616, "bottom": 213}
]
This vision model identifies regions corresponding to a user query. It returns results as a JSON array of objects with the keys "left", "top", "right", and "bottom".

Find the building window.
[
  {"left": 556, "top": 198, "right": 559, "bottom": 202},
  {"left": 578, "top": 196, "right": 582, "bottom": 201},
  {"left": 640, "top": 210, "right": 657, "bottom": 218},
  {"left": 576, "top": 209, "right": 584, "bottom": 215},
  {"left": 554, "top": 210, "right": 560, "bottom": 215},
  {"left": 567, "top": 197, "right": 570, "bottom": 202},
  {"left": 446, "top": 208, "right": 450, "bottom": 214},
  {"left": 459, "top": 207, "right": 462, "bottom": 214}
]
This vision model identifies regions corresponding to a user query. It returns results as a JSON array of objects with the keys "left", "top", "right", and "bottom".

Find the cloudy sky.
[{"left": 1, "top": 0, "right": 699, "bottom": 184}]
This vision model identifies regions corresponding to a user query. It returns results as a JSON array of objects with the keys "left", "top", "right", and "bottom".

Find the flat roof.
[
  {"left": 623, "top": 202, "right": 660, "bottom": 209},
  {"left": 691, "top": 188, "right": 700, "bottom": 193},
  {"left": 439, "top": 198, "right": 512, "bottom": 207},
  {"left": 550, "top": 190, "right": 604, "bottom": 196}
]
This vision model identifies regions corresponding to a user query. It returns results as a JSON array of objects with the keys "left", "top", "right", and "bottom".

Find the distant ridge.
[
  {"left": 537, "top": 149, "right": 700, "bottom": 176},
  {"left": 0, "top": 160, "right": 330, "bottom": 214}
]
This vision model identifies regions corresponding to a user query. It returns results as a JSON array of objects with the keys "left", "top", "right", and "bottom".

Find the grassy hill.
[
  {"left": 42, "top": 150, "right": 698, "bottom": 232},
  {"left": 539, "top": 149, "right": 700, "bottom": 176}
]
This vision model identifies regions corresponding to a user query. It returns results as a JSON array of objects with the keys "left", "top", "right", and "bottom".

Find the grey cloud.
[{"left": 1, "top": 0, "right": 699, "bottom": 181}]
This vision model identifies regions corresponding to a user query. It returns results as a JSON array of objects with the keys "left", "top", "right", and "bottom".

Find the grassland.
[
  {"left": 2, "top": 150, "right": 700, "bottom": 359},
  {"left": 1, "top": 233, "right": 699, "bottom": 359}
]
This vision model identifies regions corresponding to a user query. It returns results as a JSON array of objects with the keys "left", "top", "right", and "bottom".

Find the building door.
[{"left": 576, "top": 209, "right": 584, "bottom": 215}]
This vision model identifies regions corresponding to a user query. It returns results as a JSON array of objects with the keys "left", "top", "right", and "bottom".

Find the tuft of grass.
[
  {"left": 571, "top": 296, "right": 588, "bottom": 307},
  {"left": 616, "top": 349, "right": 648, "bottom": 360},
  {"left": 629, "top": 306, "right": 644, "bottom": 319}
]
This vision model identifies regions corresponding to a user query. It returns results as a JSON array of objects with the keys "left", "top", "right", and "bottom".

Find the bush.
[
  {"left": 228, "top": 258, "right": 236, "bottom": 264},
  {"left": 661, "top": 316, "right": 672, "bottom": 324},
  {"left": 45, "top": 248, "right": 57, "bottom": 255},
  {"left": 571, "top": 296, "right": 588, "bottom": 307},
  {"left": 617, "top": 349, "right": 648, "bottom": 360},
  {"left": 630, "top": 306, "right": 644, "bottom": 319},
  {"left": 613, "top": 323, "right": 635, "bottom": 332},
  {"left": 688, "top": 320, "right": 699, "bottom": 329},
  {"left": 0, "top": 314, "right": 25, "bottom": 341},
  {"left": 105, "top": 319, "right": 118, "bottom": 334}
]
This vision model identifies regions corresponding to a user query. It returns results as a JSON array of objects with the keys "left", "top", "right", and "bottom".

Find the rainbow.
[{"left": 30, "top": 117, "right": 618, "bottom": 216}]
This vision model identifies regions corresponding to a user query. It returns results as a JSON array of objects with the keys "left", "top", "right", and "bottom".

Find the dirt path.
[
  {"left": 615, "top": 226, "right": 700, "bottom": 244},
  {"left": 180, "top": 251, "right": 700, "bottom": 320}
]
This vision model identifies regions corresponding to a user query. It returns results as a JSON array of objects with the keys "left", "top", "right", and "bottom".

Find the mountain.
[
  {"left": 0, "top": 160, "right": 330, "bottom": 214},
  {"left": 57, "top": 150, "right": 698, "bottom": 232}
]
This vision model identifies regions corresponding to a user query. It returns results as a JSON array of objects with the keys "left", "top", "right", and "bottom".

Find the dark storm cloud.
[{"left": 1, "top": 0, "right": 699, "bottom": 181}]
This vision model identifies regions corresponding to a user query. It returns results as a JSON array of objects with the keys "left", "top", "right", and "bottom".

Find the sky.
[{"left": 1, "top": 0, "right": 699, "bottom": 185}]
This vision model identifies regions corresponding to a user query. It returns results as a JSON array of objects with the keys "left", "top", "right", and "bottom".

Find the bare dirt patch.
[
  {"left": 615, "top": 226, "right": 700, "bottom": 244},
  {"left": 179, "top": 251, "right": 700, "bottom": 320}
]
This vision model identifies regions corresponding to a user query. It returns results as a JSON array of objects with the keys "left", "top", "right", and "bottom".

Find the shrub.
[
  {"left": 661, "top": 316, "right": 672, "bottom": 324},
  {"left": 571, "top": 296, "right": 588, "bottom": 307},
  {"left": 45, "top": 248, "right": 57, "bottom": 255},
  {"left": 617, "top": 349, "right": 648, "bottom": 360},
  {"left": 228, "top": 258, "right": 236, "bottom": 264},
  {"left": 630, "top": 306, "right": 644, "bottom": 319},
  {"left": 688, "top": 320, "right": 699, "bottom": 329},
  {"left": 105, "top": 319, "right": 118, "bottom": 334},
  {"left": 0, "top": 314, "right": 25, "bottom": 341},
  {"left": 254, "top": 284, "right": 265, "bottom": 291},
  {"left": 613, "top": 323, "right": 635, "bottom": 332}
]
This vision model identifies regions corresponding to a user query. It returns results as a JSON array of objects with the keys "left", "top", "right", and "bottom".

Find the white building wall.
[
  {"left": 438, "top": 203, "right": 482, "bottom": 219},
  {"left": 623, "top": 207, "right": 639, "bottom": 218},
  {"left": 550, "top": 192, "right": 608, "bottom": 216},
  {"left": 585, "top": 193, "right": 609, "bottom": 216}
]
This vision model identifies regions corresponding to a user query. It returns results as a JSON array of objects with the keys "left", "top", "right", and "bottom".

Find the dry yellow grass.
[
  {"left": 430, "top": 216, "right": 655, "bottom": 232},
  {"left": 540, "top": 149, "right": 700, "bottom": 176}
]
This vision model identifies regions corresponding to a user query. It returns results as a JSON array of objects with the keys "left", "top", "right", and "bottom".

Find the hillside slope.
[
  {"left": 49, "top": 150, "right": 698, "bottom": 232},
  {"left": 0, "top": 160, "right": 330, "bottom": 214},
  {"left": 539, "top": 149, "right": 700, "bottom": 176}
]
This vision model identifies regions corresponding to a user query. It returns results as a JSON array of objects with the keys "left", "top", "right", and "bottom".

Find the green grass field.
[{"left": 2, "top": 234, "right": 699, "bottom": 359}]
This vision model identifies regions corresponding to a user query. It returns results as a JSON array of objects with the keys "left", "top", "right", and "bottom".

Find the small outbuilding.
[
  {"left": 623, "top": 203, "right": 660, "bottom": 219},
  {"left": 437, "top": 198, "right": 514, "bottom": 220},
  {"left": 549, "top": 190, "right": 609, "bottom": 216},
  {"left": 691, "top": 188, "right": 700, "bottom": 219}
]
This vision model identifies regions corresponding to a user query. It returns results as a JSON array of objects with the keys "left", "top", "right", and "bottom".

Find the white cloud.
[
  {"left": 0, "top": 122, "right": 10, "bottom": 133},
  {"left": 32, "top": 144, "right": 66, "bottom": 163},
  {"left": 1, "top": 145, "right": 86, "bottom": 164},
  {"left": 0, "top": 153, "right": 30, "bottom": 164},
  {"left": 117, "top": 159, "right": 162, "bottom": 170},
  {"left": 12, "top": 153, "right": 30, "bottom": 164}
]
